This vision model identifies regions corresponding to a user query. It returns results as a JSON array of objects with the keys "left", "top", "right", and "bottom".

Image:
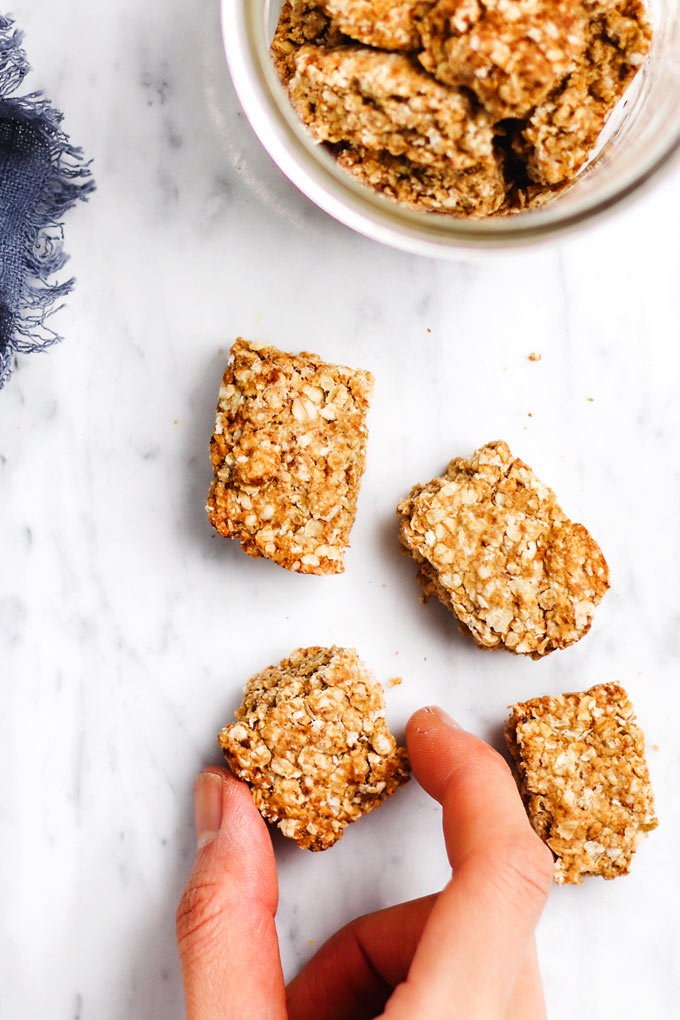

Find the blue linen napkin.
[{"left": 0, "top": 15, "right": 94, "bottom": 390}]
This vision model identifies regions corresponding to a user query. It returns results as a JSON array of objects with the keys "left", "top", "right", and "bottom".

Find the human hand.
[{"left": 176, "top": 707, "right": 554, "bottom": 1020}]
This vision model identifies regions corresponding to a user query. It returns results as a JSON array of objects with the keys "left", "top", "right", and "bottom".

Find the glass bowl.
[{"left": 221, "top": 0, "right": 680, "bottom": 255}]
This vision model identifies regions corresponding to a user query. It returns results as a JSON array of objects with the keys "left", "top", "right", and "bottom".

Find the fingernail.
[
  {"left": 424, "top": 705, "right": 461, "bottom": 729},
  {"left": 194, "top": 772, "right": 224, "bottom": 850}
]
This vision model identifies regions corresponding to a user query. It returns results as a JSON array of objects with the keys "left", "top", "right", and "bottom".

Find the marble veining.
[{"left": 1, "top": 1, "right": 680, "bottom": 1017}]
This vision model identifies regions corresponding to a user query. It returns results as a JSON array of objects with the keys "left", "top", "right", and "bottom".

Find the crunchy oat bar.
[
  {"left": 321, "top": 0, "right": 425, "bottom": 50},
  {"left": 417, "top": 0, "right": 585, "bottom": 120},
  {"left": 335, "top": 143, "right": 507, "bottom": 215},
  {"left": 219, "top": 647, "right": 410, "bottom": 851},
  {"left": 397, "top": 441, "right": 609, "bottom": 658},
  {"left": 206, "top": 338, "right": 373, "bottom": 575},
  {"left": 272, "top": 0, "right": 351, "bottom": 82},
  {"left": 519, "top": 0, "right": 652, "bottom": 184},
  {"left": 506, "top": 683, "right": 658, "bottom": 884},
  {"left": 288, "top": 46, "right": 498, "bottom": 172}
]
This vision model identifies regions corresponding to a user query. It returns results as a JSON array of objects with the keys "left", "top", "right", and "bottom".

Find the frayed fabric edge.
[{"left": 0, "top": 14, "right": 95, "bottom": 389}]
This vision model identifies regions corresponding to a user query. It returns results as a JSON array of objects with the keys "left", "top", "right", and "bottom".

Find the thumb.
[{"left": 176, "top": 768, "right": 287, "bottom": 1020}]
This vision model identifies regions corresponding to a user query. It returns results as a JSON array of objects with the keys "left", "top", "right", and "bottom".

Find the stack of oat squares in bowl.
[{"left": 271, "top": 0, "right": 652, "bottom": 215}]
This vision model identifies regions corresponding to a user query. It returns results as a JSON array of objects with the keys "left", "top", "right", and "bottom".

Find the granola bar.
[
  {"left": 335, "top": 143, "right": 507, "bottom": 215},
  {"left": 288, "top": 46, "right": 498, "bottom": 172},
  {"left": 505, "top": 683, "right": 658, "bottom": 884},
  {"left": 417, "top": 0, "right": 585, "bottom": 120},
  {"left": 397, "top": 441, "right": 610, "bottom": 658},
  {"left": 206, "top": 338, "right": 373, "bottom": 575},
  {"left": 219, "top": 647, "right": 410, "bottom": 851},
  {"left": 519, "top": 0, "right": 652, "bottom": 185}
]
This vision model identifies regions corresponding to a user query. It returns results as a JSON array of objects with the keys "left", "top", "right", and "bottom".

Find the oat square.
[
  {"left": 397, "top": 441, "right": 609, "bottom": 658},
  {"left": 272, "top": 1, "right": 350, "bottom": 83},
  {"left": 335, "top": 143, "right": 508, "bottom": 216},
  {"left": 519, "top": 0, "right": 652, "bottom": 185},
  {"left": 219, "top": 647, "right": 410, "bottom": 851},
  {"left": 206, "top": 338, "right": 373, "bottom": 575},
  {"left": 417, "top": 0, "right": 585, "bottom": 120},
  {"left": 287, "top": 45, "right": 498, "bottom": 174},
  {"left": 505, "top": 683, "right": 658, "bottom": 884}
]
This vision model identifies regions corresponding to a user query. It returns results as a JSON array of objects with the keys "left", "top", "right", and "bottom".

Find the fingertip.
[
  {"left": 179, "top": 771, "right": 286, "bottom": 1020},
  {"left": 190, "top": 764, "right": 278, "bottom": 914},
  {"left": 406, "top": 706, "right": 471, "bottom": 804},
  {"left": 407, "top": 706, "right": 462, "bottom": 739},
  {"left": 195, "top": 764, "right": 238, "bottom": 783},
  {"left": 406, "top": 707, "right": 513, "bottom": 808},
  {"left": 194, "top": 766, "right": 272, "bottom": 857}
]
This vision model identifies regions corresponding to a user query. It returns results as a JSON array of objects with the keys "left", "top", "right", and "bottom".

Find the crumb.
[
  {"left": 528, "top": 352, "right": 542, "bottom": 362},
  {"left": 652, "top": 743, "right": 659, "bottom": 752},
  {"left": 173, "top": 419, "right": 178, "bottom": 425},
  {"left": 506, "top": 683, "right": 658, "bottom": 884},
  {"left": 388, "top": 676, "right": 403, "bottom": 687},
  {"left": 397, "top": 440, "right": 610, "bottom": 658},
  {"left": 307, "top": 939, "right": 316, "bottom": 945},
  {"left": 219, "top": 647, "right": 410, "bottom": 850},
  {"left": 206, "top": 338, "right": 373, "bottom": 575},
  {"left": 587, "top": 397, "right": 594, "bottom": 402}
]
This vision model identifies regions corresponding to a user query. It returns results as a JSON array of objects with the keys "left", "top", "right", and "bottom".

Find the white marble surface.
[{"left": 2, "top": 1, "right": 680, "bottom": 1017}]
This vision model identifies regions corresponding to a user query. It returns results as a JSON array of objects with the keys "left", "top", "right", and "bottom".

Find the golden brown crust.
[
  {"left": 505, "top": 683, "right": 658, "bottom": 884},
  {"left": 219, "top": 647, "right": 410, "bottom": 851},
  {"left": 397, "top": 440, "right": 610, "bottom": 658},
  {"left": 206, "top": 338, "right": 373, "bottom": 575}
]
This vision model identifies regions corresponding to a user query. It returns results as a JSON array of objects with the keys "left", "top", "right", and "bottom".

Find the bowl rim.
[{"left": 220, "top": 0, "right": 680, "bottom": 256}]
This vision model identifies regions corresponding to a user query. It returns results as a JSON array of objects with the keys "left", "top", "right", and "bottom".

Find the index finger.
[
  {"left": 380, "top": 707, "right": 553, "bottom": 1020},
  {"left": 409, "top": 707, "right": 553, "bottom": 876}
]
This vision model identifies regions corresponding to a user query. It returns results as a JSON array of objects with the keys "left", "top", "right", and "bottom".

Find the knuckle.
[{"left": 176, "top": 878, "right": 226, "bottom": 956}]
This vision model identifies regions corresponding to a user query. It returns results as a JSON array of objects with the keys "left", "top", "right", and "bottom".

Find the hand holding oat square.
[{"left": 219, "top": 647, "right": 410, "bottom": 850}]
